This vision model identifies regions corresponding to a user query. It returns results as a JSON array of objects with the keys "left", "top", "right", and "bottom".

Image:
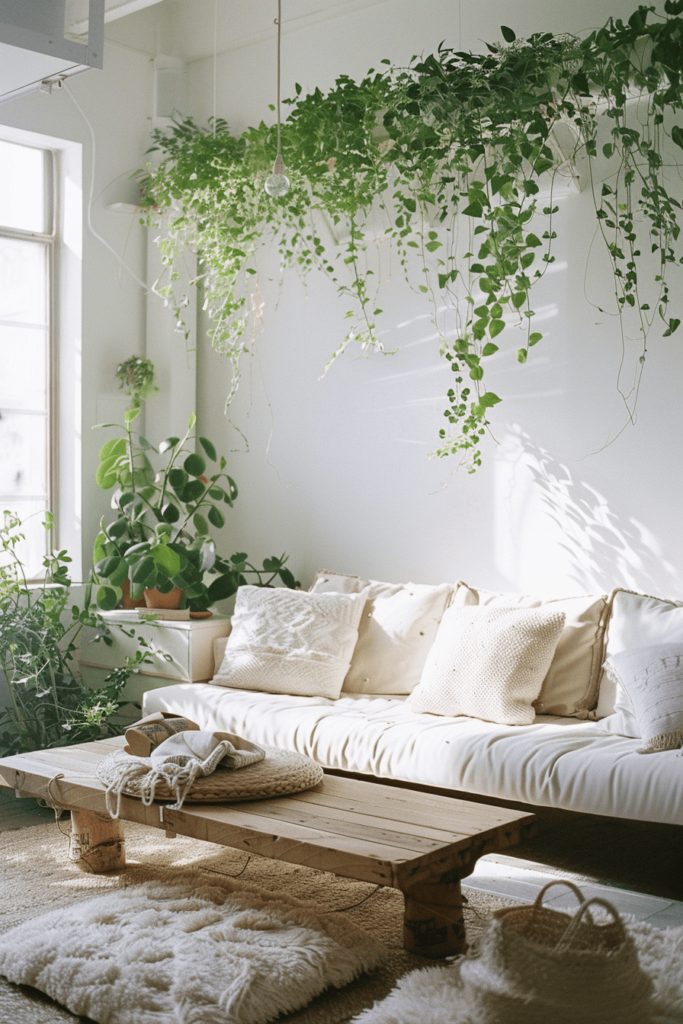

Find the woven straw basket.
[{"left": 459, "top": 880, "right": 654, "bottom": 1024}]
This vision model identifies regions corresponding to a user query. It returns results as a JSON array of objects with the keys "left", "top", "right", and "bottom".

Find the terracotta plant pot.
[
  {"left": 121, "top": 578, "right": 146, "bottom": 609},
  {"left": 143, "top": 586, "right": 183, "bottom": 609},
  {"left": 189, "top": 610, "right": 213, "bottom": 620}
]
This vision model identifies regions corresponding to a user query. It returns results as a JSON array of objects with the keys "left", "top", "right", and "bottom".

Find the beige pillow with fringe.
[{"left": 452, "top": 583, "right": 608, "bottom": 718}]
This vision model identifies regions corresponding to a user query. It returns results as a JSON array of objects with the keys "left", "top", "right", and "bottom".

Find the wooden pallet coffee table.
[{"left": 0, "top": 736, "right": 535, "bottom": 959}]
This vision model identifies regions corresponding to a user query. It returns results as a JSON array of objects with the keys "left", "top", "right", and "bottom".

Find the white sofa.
[{"left": 141, "top": 575, "right": 683, "bottom": 828}]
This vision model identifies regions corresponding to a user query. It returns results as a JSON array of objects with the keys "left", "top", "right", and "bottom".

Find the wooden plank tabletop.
[{"left": 0, "top": 736, "right": 535, "bottom": 889}]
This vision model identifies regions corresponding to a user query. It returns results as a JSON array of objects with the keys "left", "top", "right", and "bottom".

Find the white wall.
[{"left": 0, "top": 39, "right": 153, "bottom": 574}]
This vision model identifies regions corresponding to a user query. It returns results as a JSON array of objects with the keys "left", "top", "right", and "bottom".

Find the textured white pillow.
[
  {"left": 602, "top": 644, "right": 683, "bottom": 752},
  {"left": 453, "top": 583, "right": 608, "bottom": 718},
  {"left": 596, "top": 589, "right": 683, "bottom": 718},
  {"left": 213, "top": 585, "right": 367, "bottom": 699},
  {"left": 310, "top": 570, "right": 452, "bottom": 694},
  {"left": 407, "top": 605, "right": 566, "bottom": 726}
]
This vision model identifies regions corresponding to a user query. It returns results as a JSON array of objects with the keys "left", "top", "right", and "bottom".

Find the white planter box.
[{"left": 80, "top": 614, "right": 231, "bottom": 684}]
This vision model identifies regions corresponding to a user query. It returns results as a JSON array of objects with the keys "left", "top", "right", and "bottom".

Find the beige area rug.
[{"left": 0, "top": 817, "right": 516, "bottom": 1024}]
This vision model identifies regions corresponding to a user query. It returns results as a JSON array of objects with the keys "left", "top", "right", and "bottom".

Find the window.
[{"left": 0, "top": 138, "right": 55, "bottom": 578}]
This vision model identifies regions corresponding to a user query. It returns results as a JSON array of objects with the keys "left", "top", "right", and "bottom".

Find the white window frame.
[{"left": 0, "top": 122, "right": 83, "bottom": 580}]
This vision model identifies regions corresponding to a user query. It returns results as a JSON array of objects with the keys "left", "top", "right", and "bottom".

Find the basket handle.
[
  {"left": 532, "top": 879, "right": 586, "bottom": 910},
  {"left": 554, "top": 896, "right": 627, "bottom": 953}
]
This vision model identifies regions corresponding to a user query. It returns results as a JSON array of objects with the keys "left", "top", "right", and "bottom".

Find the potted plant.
[
  {"left": 0, "top": 511, "right": 150, "bottom": 756},
  {"left": 93, "top": 409, "right": 298, "bottom": 613}
]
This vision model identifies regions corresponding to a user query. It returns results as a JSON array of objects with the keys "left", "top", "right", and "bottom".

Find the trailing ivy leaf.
[
  {"left": 479, "top": 391, "right": 502, "bottom": 408},
  {"left": 663, "top": 318, "right": 681, "bottom": 336},
  {"left": 517, "top": 349, "right": 528, "bottom": 364},
  {"left": 482, "top": 343, "right": 499, "bottom": 357},
  {"left": 199, "top": 437, "right": 217, "bottom": 461},
  {"left": 529, "top": 332, "right": 543, "bottom": 345},
  {"left": 462, "top": 201, "right": 483, "bottom": 218},
  {"left": 671, "top": 125, "right": 683, "bottom": 150},
  {"left": 489, "top": 319, "right": 505, "bottom": 338},
  {"left": 525, "top": 233, "right": 542, "bottom": 247}
]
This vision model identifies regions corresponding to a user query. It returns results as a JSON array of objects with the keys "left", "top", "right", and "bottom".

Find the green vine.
[{"left": 140, "top": 3, "right": 683, "bottom": 471}]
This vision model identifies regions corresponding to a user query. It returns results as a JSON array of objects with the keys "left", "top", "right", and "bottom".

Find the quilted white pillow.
[
  {"left": 453, "top": 583, "right": 608, "bottom": 718},
  {"left": 310, "top": 570, "right": 452, "bottom": 694},
  {"left": 596, "top": 589, "right": 683, "bottom": 718},
  {"left": 213, "top": 585, "right": 367, "bottom": 699},
  {"left": 407, "top": 605, "right": 566, "bottom": 726}
]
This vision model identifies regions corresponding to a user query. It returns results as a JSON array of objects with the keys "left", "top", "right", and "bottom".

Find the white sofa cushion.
[
  {"left": 309, "top": 570, "right": 452, "bottom": 695},
  {"left": 212, "top": 585, "right": 366, "bottom": 699},
  {"left": 142, "top": 685, "right": 683, "bottom": 826},
  {"left": 453, "top": 583, "right": 608, "bottom": 718},
  {"left": 603, "top": 643, "right": 683, "bottom": 753},
  {"left": 407, "top": 606, "right": 565, "bottom": 726},
  {"left": 596, "top": 589, "right": 683, "bottom": 718}
]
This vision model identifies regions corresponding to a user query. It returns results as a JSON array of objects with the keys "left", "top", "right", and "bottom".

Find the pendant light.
[{"left": 264, "top": 0, "right": 290, "bottom": 197}]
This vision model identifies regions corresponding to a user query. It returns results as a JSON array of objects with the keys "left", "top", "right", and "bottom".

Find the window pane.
[
  {"left": 0, "top": 502, "right": 48, "bottom": 581},
  {"left": 0, "top": 325, "right": 47, "bottom": 410},
  {"left": 0, "top": 140, "right": 45, "bottom": 233},
  {"left": 0, "top": 410, "right": 48, "bottom": 498},
  {"left": 0, "top": 238, "right": 47, "bottom": 325}
]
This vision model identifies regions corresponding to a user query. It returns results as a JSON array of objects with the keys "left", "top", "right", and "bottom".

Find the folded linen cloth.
[
  {"left": 103, "top": 731, "right": 266, "bottom": 818},
  {"left": 150, "top": 730, "right": 266, "bottom": 771}
]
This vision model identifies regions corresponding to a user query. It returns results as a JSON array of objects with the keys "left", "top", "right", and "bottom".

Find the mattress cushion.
[{"left": 142, "top": 685, "right": 683, "bottom": 826}]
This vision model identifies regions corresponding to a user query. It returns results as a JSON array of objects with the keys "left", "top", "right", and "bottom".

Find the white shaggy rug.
[
  {"left": 0, "top": 877, "right": 386, "bottom": 1024},
  {"left": 351, "top": 916, "right": 683, "bottom": 1024}
]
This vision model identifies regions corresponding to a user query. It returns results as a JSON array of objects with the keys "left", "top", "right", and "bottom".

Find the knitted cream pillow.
[
  {"left": 213, "top": 585, "right": 367, "bottom": 699},
  {"left": 407, "top": 605, "right": 566, "bottom": 726}
]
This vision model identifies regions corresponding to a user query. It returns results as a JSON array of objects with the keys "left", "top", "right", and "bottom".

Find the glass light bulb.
[{"left": 264, "top": 172, "right": 290, "bottom": 197}]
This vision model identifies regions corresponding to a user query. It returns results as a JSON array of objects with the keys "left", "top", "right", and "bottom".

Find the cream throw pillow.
[
  {"left": 310, "top": 570, "right": 452, "bottom": 694},
  {"left": 452, "top": 583, "right": 608, "bottom": 718},
  {"left": 213, "top": 585, "right": 366, "bottom": 699},
  {"left": 407, "top": 605, "right": 566, "bottom": 726},
  {"left": 596, "top": 588, "right": 683, "bottom": 718}
]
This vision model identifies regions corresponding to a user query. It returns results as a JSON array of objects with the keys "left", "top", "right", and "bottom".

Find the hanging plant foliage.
[{"left": 140, "top": 3, "right": 683, "bottom": 470}]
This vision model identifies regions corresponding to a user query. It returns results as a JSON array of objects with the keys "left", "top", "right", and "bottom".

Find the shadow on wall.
[{"left": 493, "top": 426, "right": 683, "bottom": 599}]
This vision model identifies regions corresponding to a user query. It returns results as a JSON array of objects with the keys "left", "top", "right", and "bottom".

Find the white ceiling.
[{"left": 103, "top": 0, "right": 391, "bottom": 63}]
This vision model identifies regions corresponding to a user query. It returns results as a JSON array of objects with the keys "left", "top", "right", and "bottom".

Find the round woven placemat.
[{"left": 96, "top": 745, "right": 324, "bottom": 803}]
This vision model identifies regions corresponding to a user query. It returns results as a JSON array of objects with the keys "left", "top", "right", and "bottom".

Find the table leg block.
[
  {"left": 402, "top": 878, "right": 467, "bottom": 959},
  {"left": 69, "top": 809, "right": 126, "bottom": 873}
]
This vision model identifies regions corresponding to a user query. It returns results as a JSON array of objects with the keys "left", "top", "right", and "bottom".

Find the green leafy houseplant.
[
  {"left": 140, "top": 2, "right": 683, "bottom": 470},
  {"left": 116, "top": 356, "right": 159, "bottom": 410},
  {"left": 0, "top": 512, "right": 151, "bottom": 757},
  {"left": 93, "top": 408, "right": 298, "bottom": 612}
]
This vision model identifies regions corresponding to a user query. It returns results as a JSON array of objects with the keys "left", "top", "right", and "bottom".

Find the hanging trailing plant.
[{"left": 140, "top": 2, "right": 683, "bottom": 471}]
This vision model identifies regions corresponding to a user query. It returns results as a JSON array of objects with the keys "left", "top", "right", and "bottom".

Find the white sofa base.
[{"left": 142, "top": 685, "right": 683, "bottom": 827}]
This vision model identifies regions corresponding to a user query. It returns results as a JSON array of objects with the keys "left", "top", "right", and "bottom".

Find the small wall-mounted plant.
[
  {"left": 116, "top": 356, "right": 159, "bottom": 410},
  {"left": 140, "top": 3, "right": 683, "bottom": 470}
]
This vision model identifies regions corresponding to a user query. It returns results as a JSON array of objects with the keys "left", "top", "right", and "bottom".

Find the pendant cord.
[
  {"left": 275, "top": 0, "right": 282, "bottom": 157},
  {"left": 213, "top": 0, "right": 218, "bottom": 137}
]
